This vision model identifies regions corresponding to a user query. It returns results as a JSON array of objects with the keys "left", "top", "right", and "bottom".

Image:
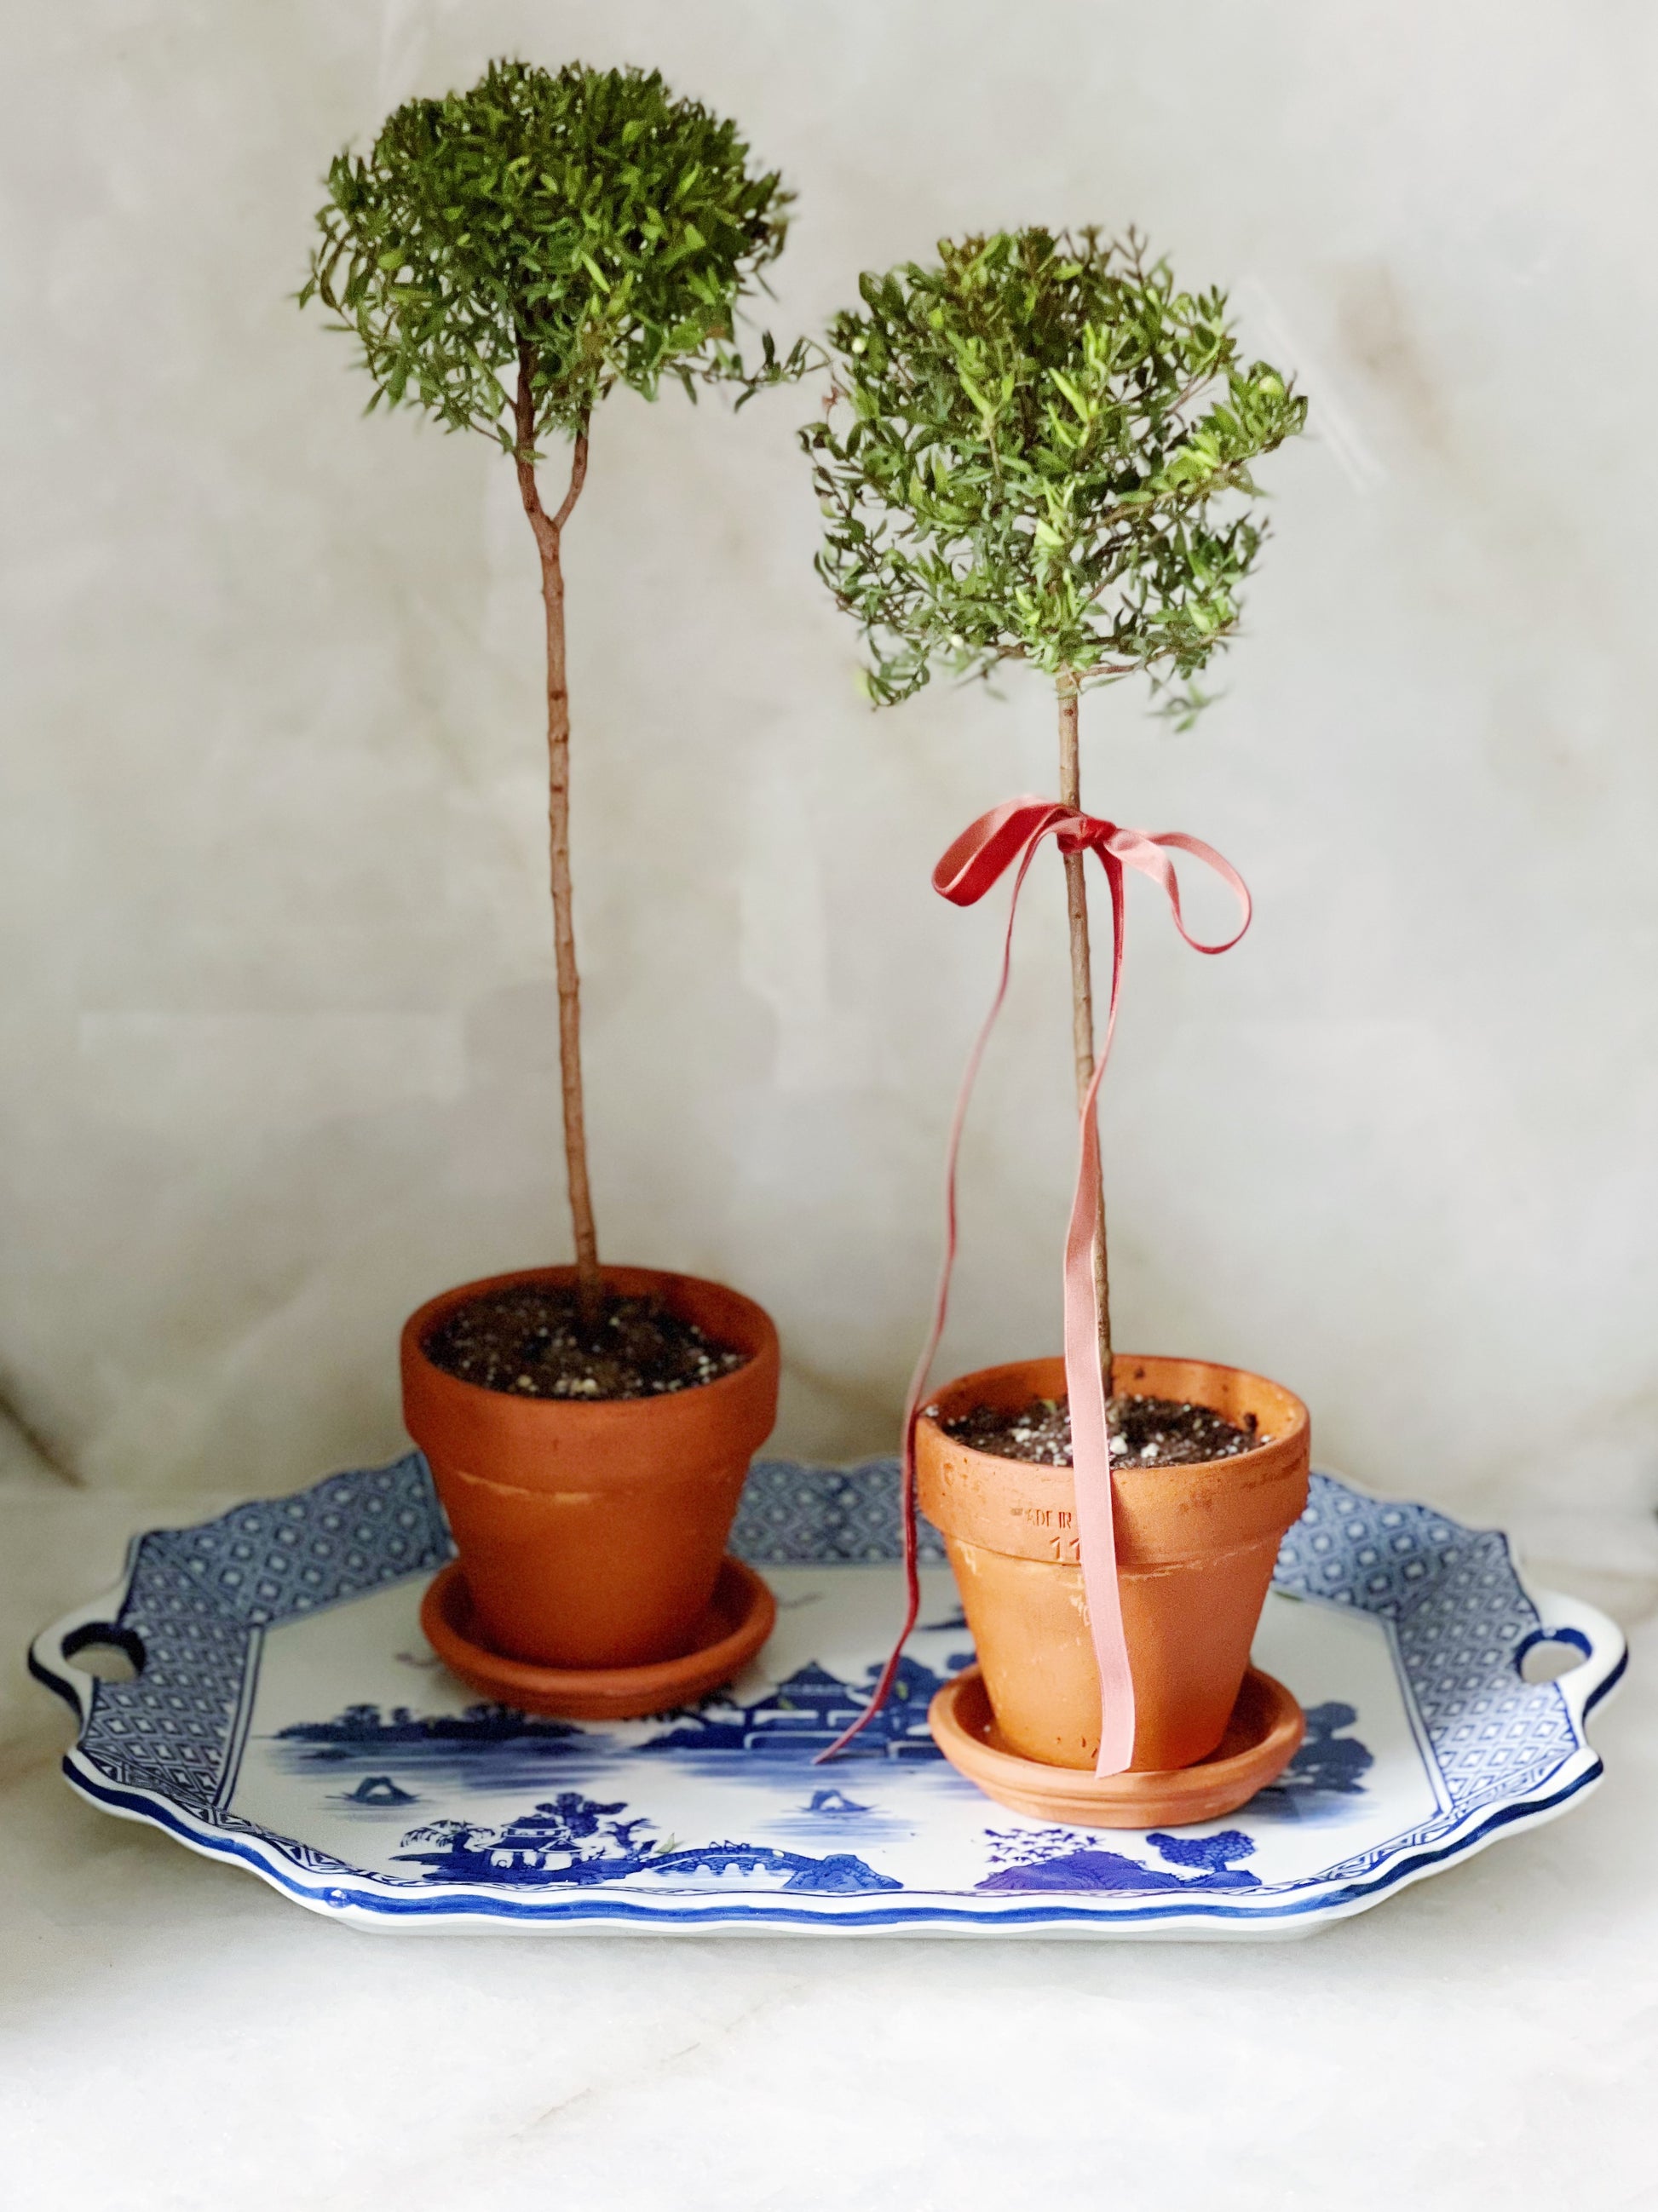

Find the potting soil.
[
  {"left": 422, "top": 1285, "right": 749, "bottom": 1401},
  {"left": 936, "top": 1393, "right": 1259, "bottom": 1468}
]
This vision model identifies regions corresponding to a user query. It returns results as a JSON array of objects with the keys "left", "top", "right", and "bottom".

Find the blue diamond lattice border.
[{"left": 30, "top": 1456, "right": 1624, "bottom": 1933}]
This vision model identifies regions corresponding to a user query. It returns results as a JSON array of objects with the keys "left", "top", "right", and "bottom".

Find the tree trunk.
[
  {"left": 1058, "top": 679, "right": 1113, "bottom": 1386},
  {"left": 515, "top": 353, "right": 601, "bottom": 1318}
]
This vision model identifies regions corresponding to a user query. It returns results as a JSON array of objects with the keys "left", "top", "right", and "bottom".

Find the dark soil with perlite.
[
  {"left": 422, "top": 1284, "right": 750, "bottom": 1402},
  {"left": 939, "top": 1393, "right": 1260, "bottom": 1468}
]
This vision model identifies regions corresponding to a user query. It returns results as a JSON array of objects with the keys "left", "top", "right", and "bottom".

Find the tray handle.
[
  {"left": 29, "top": 1589, "right": 146, "bottom": 1727},
  {"left": 1515, "top": 1584, "right": 1627, "bottom": 1729}
]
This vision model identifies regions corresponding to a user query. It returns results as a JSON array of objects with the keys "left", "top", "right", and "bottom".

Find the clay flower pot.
[
  {"left": 916, "top": 1353, "right": 1309, "bottom": 1772},
  {"left": 401, "top": 1264, "right": 780, "bottom": 1670}
]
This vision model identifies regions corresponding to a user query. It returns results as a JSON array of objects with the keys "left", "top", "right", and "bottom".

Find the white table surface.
[{"left": 3, "top": 1469, "right": 1653, "bottom": 2212}]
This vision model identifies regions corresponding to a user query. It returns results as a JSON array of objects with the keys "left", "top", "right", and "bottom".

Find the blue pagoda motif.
[{"left": 639, "top": 1653, "right": 947, "bottom": 1761}]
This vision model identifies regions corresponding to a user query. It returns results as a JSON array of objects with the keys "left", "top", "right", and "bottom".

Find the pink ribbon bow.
[{"left": 817, "top": 796, "right": 1251, "bottom": 1775}]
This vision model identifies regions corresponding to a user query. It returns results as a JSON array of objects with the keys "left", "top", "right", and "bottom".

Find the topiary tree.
[
  {"left": 802, "top": 227, "right": 1307, "bottom": 1376},
  {"left": 302, "top": 58, "right": 803, "bottom": 1315}
]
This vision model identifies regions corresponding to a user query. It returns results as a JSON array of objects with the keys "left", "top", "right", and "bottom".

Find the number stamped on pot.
[{"left": 1023, "top": 1506, "right": 1081, "bottom": 1565}]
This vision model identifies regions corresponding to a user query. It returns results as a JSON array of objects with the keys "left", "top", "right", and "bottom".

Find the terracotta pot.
[
  {"left": 401, "top": 1265, "right": 780, "bottom": 1669},
  {"left": 915, "top": 1353, "right": 1310, "bottom": 1772}
]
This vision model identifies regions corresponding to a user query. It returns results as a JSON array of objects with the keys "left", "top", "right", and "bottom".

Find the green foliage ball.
[
  {"left": 802, "top": 228, "right": 1308, "bottom": 720},
  {"left": 302, "top": 57, "right": 800, "bottom": 451}
]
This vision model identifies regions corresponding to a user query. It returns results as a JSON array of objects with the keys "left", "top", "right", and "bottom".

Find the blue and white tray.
[{"left": 29, "top": 1457, "right": 1624, "bottom": 1937}]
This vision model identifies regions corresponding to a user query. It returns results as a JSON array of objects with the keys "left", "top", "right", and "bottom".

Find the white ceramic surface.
[{"left": 31, "top": 1458, "right": 1622, "bottom": 1935}]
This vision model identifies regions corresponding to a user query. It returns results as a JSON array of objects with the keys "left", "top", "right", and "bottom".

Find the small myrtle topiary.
[
  {"left": 803, "top": 227, "right": 1307, "bottom": 1365},
  {"left": 302, "top": 58, "right": 804, "bottom": 1307}
]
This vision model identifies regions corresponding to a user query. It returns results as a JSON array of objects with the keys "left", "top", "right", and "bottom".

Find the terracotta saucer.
[
  {"left": 419, "top": 1555, "right": 775, "bottom": 1722},
  {"left": 929, "top": 1664, "right": 1305, "bottom": 1829}
]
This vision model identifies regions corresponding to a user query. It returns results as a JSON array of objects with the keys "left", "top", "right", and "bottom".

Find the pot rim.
[
  {"left": 916, "top": 1349, "right": 1310, "bottom": 1486},
  {"left": 401, "top": 1262, "right": 779, "bottom": 1420}
]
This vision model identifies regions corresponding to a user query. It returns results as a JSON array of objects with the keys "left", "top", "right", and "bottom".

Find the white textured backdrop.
[{"left": 3, "top": 1, "right": 1655, "bottom": 1586}]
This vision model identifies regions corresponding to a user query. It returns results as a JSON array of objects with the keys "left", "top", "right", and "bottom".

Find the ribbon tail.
[
  {"left": 1068, "top": 853, "right": 1136, "bottom": 1778},
  {"left": 815, "top": 834, "right": 1048, "bottom": 1764}
]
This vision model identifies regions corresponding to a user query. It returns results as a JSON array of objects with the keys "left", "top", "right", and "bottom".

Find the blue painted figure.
[
  {"left": 337, "top": 1774, "right": 417, "bottom": 1807},
  {"left": 1245, "top": 1702, "right": 1373, "bottom": 1819},
  {"left": 1281, "top": 1703, "right": 1373, "bottom": 1793},
  {"left": 803, "top": 1789, "right": 872, "bottom": 1818},
  {"left": 395, "top": 1790, "right": 901, "bottom": 1893},
  {"left": 976, "top": 1827, "right": 1262, "bottom": 1893},
  {"left": 278, "top": 1700, "right": 584, "bottom": 1751}
]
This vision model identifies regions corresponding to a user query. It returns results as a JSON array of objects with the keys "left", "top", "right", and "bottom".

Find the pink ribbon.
[{"left": 816, "top": 796, "right": 1251, "bottom": 1775}]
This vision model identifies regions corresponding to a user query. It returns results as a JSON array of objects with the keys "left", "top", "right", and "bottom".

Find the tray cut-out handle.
[
  {"left": 1510, "top": 1587, "right": 1625, "bottom": 1722},
  {"left": 30, "top": 1594, "right": 145, "bottom": 1721}
]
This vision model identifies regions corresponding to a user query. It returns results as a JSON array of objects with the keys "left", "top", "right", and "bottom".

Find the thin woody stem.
[
  {"left": 1058, "top": 678, "right": 1113, "bottom": 1388},
  {"left": 515, "top": 347, "right": 601, "bottom": 1316}
]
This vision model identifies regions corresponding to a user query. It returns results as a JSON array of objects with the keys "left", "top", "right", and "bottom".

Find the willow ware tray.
[{"left": 29, "top": 1456, "right": 1623, "bottom": 1938}]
